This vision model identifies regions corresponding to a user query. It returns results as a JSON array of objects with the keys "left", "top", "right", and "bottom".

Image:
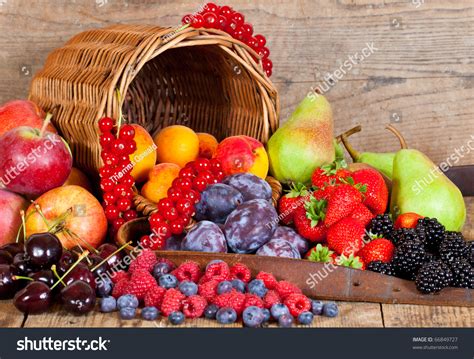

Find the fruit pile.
[
  {"left": 181, "top": 3, "right": 273, "bottom": 77},
  {"left": 100, "top": 252, "right": 339, "bottom": 327}
]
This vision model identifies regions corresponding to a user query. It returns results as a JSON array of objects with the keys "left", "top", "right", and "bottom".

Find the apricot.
[
  {"left": 197, "top": 132, "right": 218, "bottom": 159},
  {"left": 129, "top": 124, "right": 157, "bottom": 183},
  {"left": 154, "top": 125, "right": 199, "bottom": 167},
  {"left": 141, "top": 163, "right": 180, "bottom": 203}
]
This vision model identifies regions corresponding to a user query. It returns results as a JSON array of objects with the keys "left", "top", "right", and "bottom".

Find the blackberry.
[
  {"left": 439, "top": 233, "right": 468, "bottom": 263},
  {"left": 449, "top": 258, "right": 474, "bottom": 289},
  {"left": 468, "top": 242, "right": 474, "bottom": 266},
  {"left": 367, "top": 261, "right": 396, "bottom": 276},
  {"left": 424, "top": 252, "right": 440, "bottom": 263},
  {"left": 415, "top": 260, "right": 453, "bottom": 294},
  {"left": 390, "top": 228, "right": 421, "bottom": 247},
  {"left": 391, "top": 240, "right": 426, "bottom": 279},
  {"left": 416, "top": 218, "right": 445, "bottom": 252},
  {"left": 369, "top": 214, "right": 394, "bottom": 239}
]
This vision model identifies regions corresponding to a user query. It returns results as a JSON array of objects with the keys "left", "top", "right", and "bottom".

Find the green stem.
[
  {"left": 91, "top": 241, "right": 131, "bottom": 272},
  {"left": 13, "top": 275, "right": 34, "bottom": 282},
  {"left": 51, "top": 265, "right": 66, "bottom": 287},
  {"left": 39, "top": 113, "right": 53, "bottom": 138},
  {"left": 51, "top": 251, "right": 89, "bottom": 290},
  {"left": 115, "top": 89, "right": 123, "bottom": 136}
]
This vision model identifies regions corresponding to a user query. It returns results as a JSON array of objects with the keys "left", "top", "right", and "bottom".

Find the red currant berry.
[
  {"left": 182, "top": 14, "right": 193, "bottom": 24},
  {"left": 193, "top": 158, "right": 211, "bottom": 172},
  {"left": 105, "top": 205, "right": 120, "bottom": 221},
  {"left": 258, "top": 47, "right": 270, "bottom": 59},
  {"left": 169, "top": 220, "right": 184, "bottom": 235},
  {"left": 217, "top": 14, "right": 229, "bottom": 30},
  {"left": 219, "top": 5, "right": 233, "bottom": 17},
  {"left": 167, "top": 187, "right": 183, "bottom": 203},
  {"left": 112, "top": 218, "right": 125, "bottom": 230},
  {"left": 265, "top": 68, "right": 272, "bottom": 77},
  {"left": 122, "top": 188, "right": 135, "bottom": 200},
  {"left": 231, "top": 12, "right": 244, "bottom": 26},
  {"left": 158, "top": 198, "right": 174, "bottom": 212},
  {"left": 191, "top": 14, "right": 204, "bottom": 28},
  {"left": 173, "top": 177, "right": 193, "bottom": 192},
  {"left": 176, "top": 199, "right": 194, "bottom": 215},
  {"left": 199, "top": 170, "right": 215, "bottom": 183},
  {"left": 150, "top": 237, "right": 166, "bottom": 250},
  {"left": 179, "top": 166, "right": 196, "bottom": 179},
  {"left": 140, "top": 235, "right": 152, "bottom": 249},
  {"left": 118, "top": 154, "right": 131, "bottom": 166},
  {"left": 116, "top": 198, "right": 132, "bottom": 212},
  {"left": 247, "top": 36, "right": 262, "bottom": 51},
  {"left": 123, "top": 210, "right": 137, "bottom": 221},
  {"left": 203, "top": 2, "right": 219, "bottom": 13},
  {"left": 214, "top": 170, "right": 226, "bottom": 181},
  {"left": 162, "top": 207, "right": 179, "bottom": 221},
  {"left": 98, "top": 117, "right": 114, "bottom": 133},
  {"left": 263, "top": 58, "right": 273, "bottom": 70},
  {"left": 120, "top": 174, "right": 135, "bottom": 187},
  {"left": 241, "top": 23, "right": 253, "bottom": 38},
  {"left": 210, "top": 158, "right": 222, "bottom": 171},
  {"left": 99, "top": 166, "right": 113, "bottom": 178},
  {"left": 232, "top": 26, "right": 245, "bottom": 41},
  {"left": 149, "top": 213, "right": 165, "bottom": 227},
  {"left": 254, "top": 34, "right": 266, "bottom": 47},
  {"left": 100, "top": 178, "right": 115, "bottom": 192},
  {"left": 119, "top": 124, "right": 135, "bottom": 140},
  {"left": 185, "top": 189, "right": 201, "bottom": 204},
  {"left": 102, "top": 152, "right": 119, "bottom": 167},
  {"left": 114, "top": 184, "right": 130, "bottom": 198},
  {"left": 203, "top": 11, "right": 218, "bottom": 28},
  {"left": 99, "top": 132, "right": 115, "bottom": 149},
  {"left": 112, "top": 139, "right": 128, "bottom": 156},
  {"left": 192, "top": 176, "right": 208, "bottom": 192},
  {"left": 151, "top": 222, "right": 172, "bottom": 241},
  {"left": 125, "top": 140, "right": 137, "bottom": 154},
  {"left": 103, "top": 192, "right": 117, "bottom": 206}
]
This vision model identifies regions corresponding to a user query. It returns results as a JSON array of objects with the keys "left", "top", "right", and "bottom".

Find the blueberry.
[
  {"left": 297, "top": 311, "right": 314, "bottom": 325},
  {"left": 141, "top": 306, "right": 159, "bottom": 321},
  {"left": 99, "top": 296, "right": 117, "bottom": 313},
  {"left": 217, "top": 280, "right": 233, "bottom": 294},
  {"left": 216, "top": 307, "right": 237, "bottom": 324},
  {"left": 247, "top": 279, "right": 268, "bottom": 298},
  {"left": 178, "top": 281, "right": 198, "bottom": 296},
  {"left": 242, "top": 306, "right": 265, "bottom": 328},
  {"left": 278, "top": 314, "right": 294, "bottom": 328},
  {"left": 204, "top": 304, "right": 219, "bottom": 319},
  {"left": 262, "top": 308, "right": 271, "bottom": 323},
  {"left": 270, "top": 303, "right": 290, "bottom": 320},
  {"left": 117, "top": 294, "right": 139, "bottom": 309},
  {"left": 231, "top": 279, "right": 245, "bottom": 293},
  {"left": 311, "top": 300, "right": 324, "bottom": 315},
  {"left": 159, "top": 274, "right": 178, "bottom": 289},
  {"left": 119, "top": 307, "right": 136, "bottom": 320},
  {"left": 169, "top": 311, "right": 185, "bottom": 325},
  {"left": 96, "top": 277, "right": 113, "bottom": 297},
  {"left": 152, "top": 262, "right": 171, "bottom": 279},
  {"left": 322, "top": 302, "right": 339, "bottom": 317}
]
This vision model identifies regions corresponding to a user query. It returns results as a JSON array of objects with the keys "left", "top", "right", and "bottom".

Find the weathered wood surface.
[{"left": 0, "top": 0, "right": 473, "bottom": 166}]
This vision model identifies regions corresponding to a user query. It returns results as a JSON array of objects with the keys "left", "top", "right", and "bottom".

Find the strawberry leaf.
[
  {"left": 307, "top": 244, "right": 334, "bottom": 263},
  {"left": 336, "top": 254, "right": 364, "bottom": 269}
]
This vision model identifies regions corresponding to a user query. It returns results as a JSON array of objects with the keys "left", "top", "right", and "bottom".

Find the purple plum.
[
  {"left": 256, "top": 238, "right": 301, "bottom": 259},
  {"left": 223, "top": 173, "right": 272, "bottom": 202},
  {"left": 195, "top": 184, "right": 244, "bottom": 223},
  {"left": 181, "top": 221, "right": 227, "bottom": 253},
  {"left": 271, "top": 226, "right": 309, "bottom": 255}
]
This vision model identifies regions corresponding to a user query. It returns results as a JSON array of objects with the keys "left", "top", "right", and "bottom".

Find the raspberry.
[
  {"left": 243, "top": 293, "right": 264, "bottom": 309},
  {"left": 198, "top": 279, "right": 220, "bottom": 301},
  {"left": 263, "top": 290, "right": 281, "bottom": 309},
  {"left": 256, "top": 271, "right": 278, "bottom": 289},
  {"left": 126, "top": 269, "right": 158, "bottom": 300},
  {"left": 212, "top": 290, "right": 246, "bottom": 315},
  {"left": 173, "top": 261, "right": 202, "bottom": 283},
  {"left": 144, "top": 286, "right": 166, "bottom": 309},
  {"left": 230, "top": 263, "right": 252, "bottom": 283},
  {"left": 204, "top": 261, "right": 231, "bottom": 282},
  {"left": 161, "top": 288, "right": 185, "bottom": 316},
  {"left": 284, "top": 293, "right": 311, "bottom": 317},
  {"left": 182, "top": 295, "right": 207, "bottom": 318},
  {"left": 129, "top": 249, "right": 157, "bottom": 273},
  {"left": 111, "top": 270, "right": 128, "bottom": 284},
  {"left": 156, "top": 257, "right": 177, "bottom": 271},
  {"left": 275, "top": 281, "right": 302, "bottom": 300},
  {"left": 112, "top": 278, "right": 129, "bottom": 298}
]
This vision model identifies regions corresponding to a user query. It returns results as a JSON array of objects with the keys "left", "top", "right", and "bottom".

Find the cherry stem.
[
  {"left": 51, "top": 250, "right": 89, "bottom": 290},
  {"left": 385, "top": 124, "right": 408, "bottom": 149},
  {"left": 31, "top": 201, "right": 51, "bottom": 229},
  {"left": 12, "top": 275, "right": 34, "bottom": 282},
  {"left": 91, "top": 241, "right": 132, "bottom": 272},
  {"left": 20, "top": 210, "right": 26, "bottom": 242},
  {"left": 115, "top": 89, "right": 123, "bottom": 136},
  {"left": 51, "top": 264, "right": 65, "bottom": 287},
  {"left": 39, "top": 113, "right": 53, "bottom": 138},
  {"left": 64, "top": 228, "right": 99, "bottom": 255}
]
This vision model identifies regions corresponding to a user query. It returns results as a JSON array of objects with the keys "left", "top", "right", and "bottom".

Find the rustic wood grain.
[
  {"left": 0, "top": 0, "right": 473, "bottom": 164},
  {"left": 382, "top": 304, "right": 474, "bottom": 327},
  {"left": 0, "top": 300, "right": 25, "bottom": 328}
]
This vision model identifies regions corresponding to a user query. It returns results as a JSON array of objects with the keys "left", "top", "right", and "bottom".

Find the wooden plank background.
[{"left": 0, "top": 0, "right": 473, "bottom": 166}]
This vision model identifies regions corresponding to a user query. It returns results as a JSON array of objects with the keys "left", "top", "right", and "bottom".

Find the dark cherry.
[
  {"left": 13, "top": 253, "right": 35, "bottom": 275},
  {"left": 0, "top": 243, "right": 24, "bottom": 257},
  {"left": 0, "top": 250, "right": 13, "bottom": 265},
  {"left": 97, "top": 243, "right": 122, "bottom": 268},
  {"left": 0, "top": 264, "right": 19, "bottom": 299},
  {"left": 26, "top": 233, "right": 63, "bottom": 268},
  {"left": 64, "top": 263, "right": 96, "bottom": 290},
  {"left": 30, "top": 270, "right": 55, "bottom": 288},
  {"left": 13, "top": 281, "right": 52, "bottom": 314},
  {"left": 61, "top": 281, "right": 96, "bottom": 314},
  {"left": 57, "top": 250, "right": 78, "bottom": 274},
  {"left": 89, "top": 254, "right": 110, "bottom": 279}
]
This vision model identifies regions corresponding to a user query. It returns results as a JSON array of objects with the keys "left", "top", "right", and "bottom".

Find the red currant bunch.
[
  {"left": 144, "top": 157, "right": 224, "bottom": 250},
  {"left": 98, "top": 117, "right": 138, "bottom": 233},
  {"left": 181, "top": 3, "right": 273, "bottom": 77}
]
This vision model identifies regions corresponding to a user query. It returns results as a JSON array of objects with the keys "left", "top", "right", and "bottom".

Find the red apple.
[
  {"left": 0, "top": 189, "right": 28, "bottom": 246},
  {"left": 0, "top": 100, "right": 56, "bottom": 137},
  {"left": 25, "top": 185, "right": 107, "bottom": 250},
  {"left": 0, "top": 126, "right": 72, "bottom": 198}
]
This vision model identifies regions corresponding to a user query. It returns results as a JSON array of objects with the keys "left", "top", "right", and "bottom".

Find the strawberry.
[
  {"left": 311, "top": 162, "right": 351, "bottom": 189},
  {"left": 293, "top": 197, "right": 327, "bottom": 242},
  {"left": 335, "top": 253, "right": 366, "bottom": 270},
  {"left": 357, "top": 238, "right": 395, "bottom": 264},
  {"left": 305, "top": 243, "right": 335, "bottom": 264},
  {"left": 349, "top": 203, "right": 375, "bottom": 227},
  {"left": 278, "top": 183, "right": 310, "bottom": 225},
  {"left": 324, "top": 182, "right": 363, "bottom": 227},
  {"left": 327, "top": 217, "right": 365, "bottom": 256},
  {"left": 394, "top": 212, "right": 424, "bottom": 229},
  {"left": 352, "top": 168, "right": 388, "bottom": 215}
]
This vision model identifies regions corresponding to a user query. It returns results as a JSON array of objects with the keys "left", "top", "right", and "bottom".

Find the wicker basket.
[{"left": 28, "top": 24, "right": 280, "bottom": 175}]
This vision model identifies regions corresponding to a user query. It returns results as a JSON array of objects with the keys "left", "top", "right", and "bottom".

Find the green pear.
[
  {"left": 390, "top": 149, "right": 466, "bottom": 231},
  {"left": 341, "top": 124, "right": 407, "bottom": 180},
  {"left": 267, "top": 94, "right": 335, "bottom": 184}
]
